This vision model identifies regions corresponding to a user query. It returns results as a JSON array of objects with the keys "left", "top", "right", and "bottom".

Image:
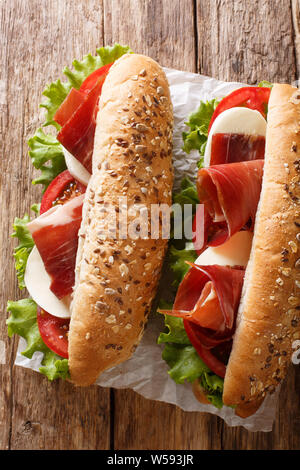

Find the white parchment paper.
[{"left": 15, "top": 67, "right": 278, "bottom": 432}]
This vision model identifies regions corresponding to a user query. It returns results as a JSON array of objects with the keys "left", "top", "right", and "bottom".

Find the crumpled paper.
[{"left": 15, "top": 67, "right": 278, "bottom": 432}]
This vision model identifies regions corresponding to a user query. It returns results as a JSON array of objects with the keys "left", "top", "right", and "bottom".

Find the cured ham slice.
[
  {"left": 210, "top": 133, "right": 265, "bottom": 166},
  {"left": 159, "top": 264, "right": 245, "bottom": 377},
  {"left": 57, "top": 77, "right": 104, "bottom": 173},
  {"left": 165, "top": 264, "right": 244, "bottom": 332},
  {"left": 54, "top": 88, "right": 86, "bottom": 128},
  {"left": 197, "top": 159, "right": 264, "bottom": 247},
  {"left": 27, "top": 194, "right": 84, "bottom": 299}
]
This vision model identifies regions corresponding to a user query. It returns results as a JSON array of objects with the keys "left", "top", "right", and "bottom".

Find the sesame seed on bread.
[{"left": 68, "top": 54, "right": 173, "bottom": 386}]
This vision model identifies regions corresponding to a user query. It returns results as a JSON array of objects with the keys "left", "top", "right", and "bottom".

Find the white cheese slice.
[
  {"left": 195, "top": 230, "right": 253, "bottom": 268},
  {"left": 204, "top": 107, "right": 267, "bottom": 167},
  {"left": 25, "top": 246, "right": 71, "bottom": 319},
  {"left": 62, "top": 145, "right": 91, "bottom": 186}
]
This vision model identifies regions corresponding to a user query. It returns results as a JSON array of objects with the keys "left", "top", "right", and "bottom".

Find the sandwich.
[
  {"left": 158, "top": 82, "right": 300, "bottom": 417},
  {"left": 7, "top": 45, "right": 173, "bottom": 386}
]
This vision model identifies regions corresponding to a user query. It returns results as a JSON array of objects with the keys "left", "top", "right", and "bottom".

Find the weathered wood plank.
[
  {"left": 0, "top": 0, "right": 14, "bottom": 450},
  {"left": 1, "top": 0, "right": 111, "bottom": 450},
  {"left": 197, "top": 0, "right": 297, "bottom": 84},
  {"left": 292, "top": 0, "right": 300, "bottom": 80},
  {"left": 103, "top": 0, "right": 196, "bottom": 71}
]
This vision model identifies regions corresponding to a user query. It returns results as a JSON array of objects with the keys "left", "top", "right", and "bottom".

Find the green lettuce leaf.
[
  {"left": 12, "top": 214, "right": 35, "bottom": 289},
  {"left": 28, "top": 128, "right": 66, "bottom": 190},
  {"left": 41, "top": 44, "right": 131, "bottom": 128},
  {"left": 7, "top": 299, "right": 69, "bottom": 381},
  {"left": 200, "top": 372, "right": 224, "bottom": 408},
  {"left": 169, "top": 244, "right": 197, "bottom": 288},
  {"left": 158, "top": 313, "right": 224, "bottom": 407},
  {"left": 258, "top": 80, "right": 273, "bottom": 88},
  {"left": 158, "top": 301, "right": 190, "bottom": 345},
  {"left": 171, "top": 176, "right": 199, "bottom": 242},
  {"left": 182, "top": 98, "right": 219, "bottom": 167},
  {"left": 162, "top": 342, "right": 210, "bottom": 384},
  {"left": 173, "top": 176, "right": 199, "bottom": 208},
  {"left": 170, "top": 176, "right": 198, "bottom": 286}
]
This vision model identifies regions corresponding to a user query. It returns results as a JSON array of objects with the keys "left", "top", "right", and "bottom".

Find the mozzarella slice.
[
  {"left": 25, "top": 246, "right": 71, "bottom": 319},
  {"left": 62, "top": 145, "right": 91, "bottom": 186},
  {"left": 195, "top": 230, "right": 253, "bottom": 268},
  {"left": 204, "top": 107, "right": 267, "bottom": 167}
]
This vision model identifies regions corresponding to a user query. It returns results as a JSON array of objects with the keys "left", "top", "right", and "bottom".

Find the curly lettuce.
[
  {"left": 182, "top": 98, "right": 219, "bottom": 168},
  {"left": 28, "top": 128, "right": 66, "bottom": 190},
  {"left": 12, "top": 213, "right": 35, "bottom": 290},
  {"left": 7, "top": 299, "right": 69, "bottom": 381}
]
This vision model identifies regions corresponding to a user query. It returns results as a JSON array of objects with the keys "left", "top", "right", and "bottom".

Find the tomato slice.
[
  {"left": 54, "top": 88, "right": 86, "bottom": 127},
  {"left": 40, "top": 170, "right": 86, "bottom": 214},
  {"left": 208, "top": 86, "right": 271, "bottom": 133},
  {"left": 37, "top": 307, "right": 69, "bottom": 359},
  {"left": 79, "top": 63, "right": 112, "bottom": 94}
]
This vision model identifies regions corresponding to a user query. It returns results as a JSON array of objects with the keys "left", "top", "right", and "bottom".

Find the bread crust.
[
  {"left": 223, "top": 84, "right": 300, "bottom": 410},
  {"left": 69, "top": 54, "right": 173, "bottom": 386}
]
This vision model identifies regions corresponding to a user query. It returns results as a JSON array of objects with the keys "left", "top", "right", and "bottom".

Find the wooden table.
[{"left": 1, "top": 0, "right": 300, "bottom": 450}]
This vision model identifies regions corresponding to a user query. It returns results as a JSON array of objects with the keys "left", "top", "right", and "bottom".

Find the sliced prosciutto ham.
[
  {"left": 56, "top": 77, "right": 104, "bottom": 174},
  {"left": 54, "top": 88, "right": 86, "bottom": 128},
  {"left": 27, "top": 194, "right": 84, "bottom": 299},
  {"left": 159, "top": 264, "right": 245, "bottom": 377},
  {"left": 210, "top": 133, "right": 265, "bottom": 166},
  {"left": 197, "top": 159, "right": 264, "bottom": 248}
]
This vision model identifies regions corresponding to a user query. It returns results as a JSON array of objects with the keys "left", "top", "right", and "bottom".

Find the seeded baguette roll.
[
  {"left": 69, "top": 54, "right": 173, "bottom": 386},
  {"left": 223, "top": 84, "right": 300, "bottom": 414}
]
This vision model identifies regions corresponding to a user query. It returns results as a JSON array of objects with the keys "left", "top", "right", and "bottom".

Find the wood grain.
[
  {"left": 103, "top": 0, "right": 196, "bottom": 71},
  {"left": 0, "top": 0, "right": 111, "bottom": 450},
  {"left": 1, "top": 0, "right": 299, "bottom": 450},
  {"left": 292, "top": 0, "right": 300, "bottom": 79},
  {"left": 197, "top": 0, "right": 297, "bottom": 84}
]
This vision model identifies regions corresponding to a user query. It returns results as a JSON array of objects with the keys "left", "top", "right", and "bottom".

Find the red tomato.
[
  {"left": 79, "top": 63, "right": 113, "bottom": 94},
  {"left": 54, "top": 88, "right": 86, "bottom": 127},
  {"left": 37, "top": 307, "right": 69, "bottom": 359},
  {"left": 40, "top": 170, "right": 86, "bottom": 214},
  {"left": 208, "top": 86, "right": 271, "bottom": 133}
]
